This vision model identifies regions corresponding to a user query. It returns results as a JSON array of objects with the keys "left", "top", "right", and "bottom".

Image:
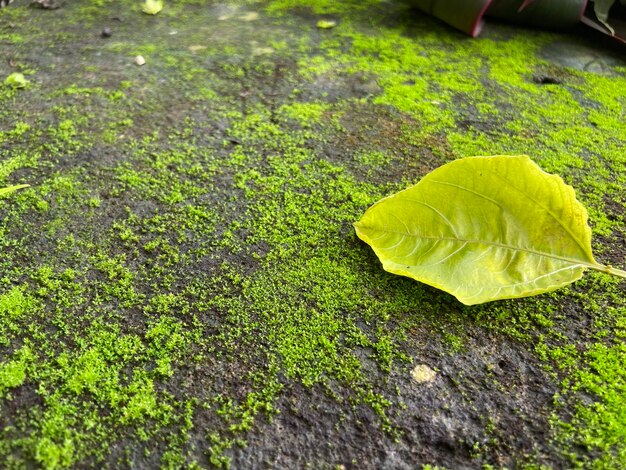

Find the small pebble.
[
  {"left": 134, "top": 55, "right": 145, "bottom": 66},
  {"left": 411, "top": 364, "right": 437, "bottom": 384},
  {"left": 101, "top": 27, "right": 112, "bottom": 38},
  {"left": 239, "top": 12, "right": 259, "bottom": 21}
]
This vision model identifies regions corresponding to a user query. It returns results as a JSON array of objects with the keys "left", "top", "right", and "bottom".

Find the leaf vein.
[
  {"left": 366, "top": 225, "right": 597, "bottom": 269},
  {"left": 401, "top": 198, "right": 460, "bottom": 238}
]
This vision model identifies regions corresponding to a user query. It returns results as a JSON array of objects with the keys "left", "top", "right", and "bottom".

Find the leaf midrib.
[
  {"left": 430, "top": 169, "right": 591, "bottom": 261},
  {"left": 357, "top": 225, "right": 599, "bottom": 270}
]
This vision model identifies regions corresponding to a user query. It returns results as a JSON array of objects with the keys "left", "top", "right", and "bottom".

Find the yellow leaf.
[
  {"left": 4, "top": 73, "right": 29, "bottom": 89},
  {"left": 355, "top": 156, "right": 626, "bottom": 305},
  {"left": 0, "top": 185, "right": 29, "bottom": 197},
  {"left": 142, "top": 0, "right": 163, "bottom": 15},
  {"left": 316, "top": 20, "right": 337, "bottom": 29}
]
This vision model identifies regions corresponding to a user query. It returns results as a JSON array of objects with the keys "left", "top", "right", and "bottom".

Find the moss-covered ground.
[{"left": 1, "top": 0, "right": 625, "bottom": 468}]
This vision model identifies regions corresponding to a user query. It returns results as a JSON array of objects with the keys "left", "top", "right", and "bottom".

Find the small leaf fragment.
[
  {"left": 0, "top": 185, "right": 29, "bottom": 198},
  {"left": 142, "top": 0, "right": 163, "bottom": 15},
  {"left": 317, "top": 19, "right": 337, "bottom": 29},
  {"left": 354, "top": 155, "right": 604, "bottom": 305},
  {"left": 188, "top": 45, "right": 207, "bottom": 53},
  {"left": 4, "top": 72, "right": 29, "bottom": 89}
]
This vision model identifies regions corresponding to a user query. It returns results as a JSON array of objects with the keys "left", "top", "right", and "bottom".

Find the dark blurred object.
[
  {"left": 413, "top": 0, "right": 626, "bottom": 44},
  {"left": 33, "top": 0, "right": 61, "bottom": 9}
]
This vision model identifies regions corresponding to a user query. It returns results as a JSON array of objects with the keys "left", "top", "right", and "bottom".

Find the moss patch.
[{"left": 1, "top": 0, "right": 625, "bottom": 468}]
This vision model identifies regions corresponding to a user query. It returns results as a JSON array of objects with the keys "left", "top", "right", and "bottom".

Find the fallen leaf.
[
  {"left": 0, "top": 185, "right": 29, "bottom": 197},
  {"left": 317, "top": 20, "right": 337, "bottom": 29},
  {"left": 142, "top": 0, "right": 163, "bottom": 15},
  {"left": 355, "top": 155, "right": 626, "bottom": 305},
  {"left": 4, "top": 72, "right": 29, "bottom": 88}
]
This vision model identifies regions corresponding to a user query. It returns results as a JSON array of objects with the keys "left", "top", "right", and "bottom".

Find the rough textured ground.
[{"left": 1, "top": 1, "right": 625, "bottom": 468}]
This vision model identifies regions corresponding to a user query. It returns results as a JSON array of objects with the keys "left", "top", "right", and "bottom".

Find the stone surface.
[{"left": 0, "top": 1, "right": 625, "bottom": 469}]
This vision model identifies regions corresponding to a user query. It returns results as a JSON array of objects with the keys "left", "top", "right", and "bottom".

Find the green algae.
[
  {"left": 226, "top": 3, "right": 626, "bottom": 465},
  {"left": 0, "top": 0, "right": 625, "bottom": 468}
]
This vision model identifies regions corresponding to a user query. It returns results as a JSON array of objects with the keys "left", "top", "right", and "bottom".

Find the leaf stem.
[{"left": 592, "top": 263, "right": 626, "bottom": 279}]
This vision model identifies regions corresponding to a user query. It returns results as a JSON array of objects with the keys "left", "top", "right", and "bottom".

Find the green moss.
[
  {"left": 35, "top": 435, "right": 75, "bottom": 470},
  {"left": 2, "top": 0, "right": 626, "bottom": 467},
  {"left": 278, "top": 101, "right": 332, "bottom": 126},
  {"left": 266, "top": 0, "right": 379, "bottom": 15},
  {"left": 0, "top": 152, "right": 38, "bottom": 185},
  {"left": 0, "top": 345, "right": 33, "bottom": 397},
  {"left": 0, "top": 286, "right": 32, "bottom": 322},
  {"left": 282, "top": 3, "right": 626, "bottom": 463}
]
